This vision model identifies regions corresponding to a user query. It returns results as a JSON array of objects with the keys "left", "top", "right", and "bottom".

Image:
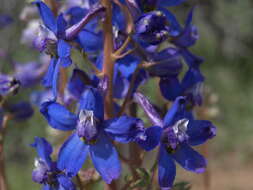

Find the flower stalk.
[
  {"left": 102, "top": 0, "right": 115, "bottom": 120},
  {"left": 102, "top": 0, "right": 117, "bottom": 189},
  {"left": 0, "top": 115, "right": 10, "bottom": 190}
]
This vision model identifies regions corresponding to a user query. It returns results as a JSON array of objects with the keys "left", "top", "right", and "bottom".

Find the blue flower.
[
  {"left": 159, "top": 67, "right": 204, "bottom": 106},
  {"left": 0, "top": 74, "right": 20, "bottom": 97},
  {"left": 0, "top": 14, "right": 13, "bottom": 29},
  {"left": 31, "top": 137, "right": 76, "bottom": 190},
  {"left": 134, "top": 92, "right": 216, "bottom": 189},
  {"left": 14, "top": 61, "right": 47, "bottom": 88},
  {"left": 7, "top": 101, "right": 34, "bottom": 120},
  {"left": 34, "top": 1, "right": 105, "bottom": 98},
  {"left": 57, "top": 88, "right": 142, "bottom": 183}
]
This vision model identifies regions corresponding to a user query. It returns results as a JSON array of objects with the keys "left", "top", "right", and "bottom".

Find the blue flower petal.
[
  {"left": 158, "top": 0, "right": 186, "bottom": 7},
  {"left": 172, "top": 144, "right": 207, "bottom": 173},
  {"left": 117, "top": 55, "right": 139, "bottom": 79},
  {"left": 31, "top": 137, "right": 53, "bottom": 166},
  {"left": 103, "top": 116, "right": 140, "bottom": 143},
  {"left": 137, "top": 126, "right": 162, "bottom": 151},
  {"left": 77, "top": 30, "right": 103, "bottom": 53},
  {"left": 8, "top": 101, "right": 34, "bottom": 120},
  {"left": 57, "top": 40, "right": 71, "bottom": 59},
  {"left": 163, "top": 97, "right": 185, "bottom": 127},
  {"left": 42, "top": 57, "right": 57, "bottom": 88},
  {"left": 159, "top": 76, "right": 182, "bottom": 101},
  {"left": 33, "top": 1, "right": 57, "bottom": 34},
  {"left": 68, "top": 69, "right": 92, "bottom": 100},
  {"left": 185, "top": 7, "right": 194, "bottom": 27},
  {"left": 187, "top": 120, "right": 216, "bottom": 146},
  {"left": 158, "top": 145, "right": 176, "bottom": 190},
  {"left": 43, "top": 184, "right": 52, "bottom": 190},
  {"left": 113, "top": 68, "right": 129, "bottom": 99},
  {"left": 56, "top": 14, "right": 67, "bottom": 39},
  {"left": 180, "top": 48, "right": 204, "bottom": 68},
  {"left": 57, "top": 174, "right": 76, "bottom": 190},
  {"left": 52, "top": 59, "right": 61, "bottom": 98},
  {"left": 89, "top": 134, "right": 121, "bottom": 184},
  {"left": 181, "top": 68, "right": 204, "bottom": 90},
  {"left": 57, "top": 133, "right": 88, "bottom": 176},
  {"left": 159, "top": 8, "right": 182, "bottom": 36},
  {"left": 40, "top": 101, "right": 77, "bottom": 131},
  {"left": 79, "top": 88, "right": 104, "bottom": 121}
]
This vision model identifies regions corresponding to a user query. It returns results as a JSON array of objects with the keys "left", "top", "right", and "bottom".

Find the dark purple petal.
[
  {"left": 134, "top": 92, "right": 163, "bottom": 126},
  {"left": 148, "top": 48, "right": 182, "bottom": 77},
  {"left": 57, "top": 133, "right": 89, "bottom": 176},
  {"left": 135, "top": 11, "right": 169, "bottom": 45},
  {"left": 163, "top": 96, "right": 185, "bottom": 127},
  {"left": 159, "top": 76, "right": 182, "bottom": 101},
  {"left": 113, "top": 70, "right": 129, "bottom": 99},
  {"left": 103, "top": 116, "right": 141, "bottom": 143},
  {"left": 187, "top": 120, "right": 216, "bottom": 146},
  {"left": 0, "top": 109, "right": 3, "bottom": 129},
  {"left": 137, "top": 126, "right": 162, "bottom": 151},
  {"left": 180, "top": 48, "right": 204, "bottom": 68},
  {"left": 158, "top": 145, "right": 176, "bottom": 190},
  {"left": 171, "top": 8, "right": 197, "bottom": 48},
  {"left": 67, "top": 69, "right": 93, "bottom": 100},
  {"left": 56, "top": 14, "right": 67, "bottom": 39},
  {"left": 89, "top": 134, "right": 121, "bottom": 184},
  {"left": 77, "top": 30, "right": 103, "bottom": 53},
  {"left": 0, "top": 14, "right": 13, "bottom": 29},
  {"left": 172, "top": 144, "right": 207, "bottom": 173},
  {"left": 181, "top": 68, "right": 204, "bottom": 90},
  {"left": 157, "top": 0, "right": 186, "bottom": 7},
  {"left": 8, "top": 101, "right": 34, "bottom": 120},
  {"left": 158, "top": 8, "right": 182, "bottom": 36}
]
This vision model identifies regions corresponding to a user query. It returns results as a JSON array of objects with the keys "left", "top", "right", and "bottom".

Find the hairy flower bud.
[{"left": 135, "top": 11, "right": 169, "bottom": 45}]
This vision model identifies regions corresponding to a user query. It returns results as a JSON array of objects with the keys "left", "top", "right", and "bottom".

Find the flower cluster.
[{"left": 0, "top": 0, "right": 217, "bottom": 189}]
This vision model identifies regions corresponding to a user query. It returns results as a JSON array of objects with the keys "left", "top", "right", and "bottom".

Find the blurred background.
[{"left": 0, "top": 0, "right": 253, "bottom": 189}]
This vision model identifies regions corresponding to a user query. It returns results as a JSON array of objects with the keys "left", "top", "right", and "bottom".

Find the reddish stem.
[
  {"left": 102, "top": 0, "right": 115, "bottom": 120},
  {"left": 101, "top": 0, "right": 117, "bottom": 189},
  {"left": 0, "top": 115, "right": 10, "bottom": 190}
]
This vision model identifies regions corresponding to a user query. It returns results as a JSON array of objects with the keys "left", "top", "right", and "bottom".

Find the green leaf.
[{"left": 172, "top": 181, "right": 191, "bottom": 190}]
